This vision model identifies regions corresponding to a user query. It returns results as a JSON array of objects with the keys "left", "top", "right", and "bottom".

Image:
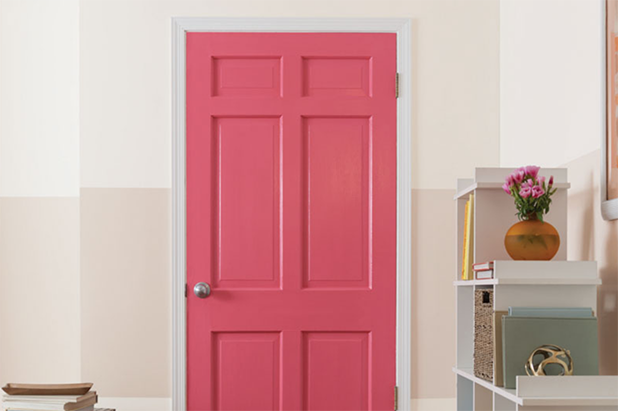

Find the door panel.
[
  {"left": 187, "top": 32, "right": 397, "bottom": 411},
  {"left": 215, "top": 116, "right": 281, "bottom": 289},
  {"left": 304, "top": 117, "right": 370, "bottom": 289},
  {"left": 214, "top": 332, "right": 281, "bottom": 411},
  {"left": 302, "top": 57, "right": 371, "bottom": 97},
  {"left": 303, "top": 332, "right": 370, "bottom": 411},
  {"left": 212, "top": 57, "right": 282, "bottom": 97}
]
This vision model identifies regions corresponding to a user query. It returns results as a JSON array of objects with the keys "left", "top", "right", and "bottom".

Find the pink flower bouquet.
[{"left": 502, "top": 166, "right": 557, "bottom": 222}]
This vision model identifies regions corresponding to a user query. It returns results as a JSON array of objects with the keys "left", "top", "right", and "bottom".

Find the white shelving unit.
[{"left": 453, "top": 168, "right": 618, "bottom": 411}]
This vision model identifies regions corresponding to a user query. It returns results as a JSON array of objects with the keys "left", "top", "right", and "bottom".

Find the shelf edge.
[
  {"left": 453, "top": 278, "right": 602, "bottom": 286},
  {"left": 452, "top": 367, "right": 523, "bottom": 405}
]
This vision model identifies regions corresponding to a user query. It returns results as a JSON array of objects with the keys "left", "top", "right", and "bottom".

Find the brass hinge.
[
  {"left": 394, "top": 386, "right": 398, "bottom": 410},
  {"left": 395, "top": 73, "right": 400, "bottom": 98}
]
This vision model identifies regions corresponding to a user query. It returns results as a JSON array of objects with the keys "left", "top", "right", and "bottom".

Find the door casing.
[{"left": 172, "top": 17, "right": 412, "bottom": 411}]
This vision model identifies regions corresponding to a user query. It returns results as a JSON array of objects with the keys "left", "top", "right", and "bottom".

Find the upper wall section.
[
  {"left": 0, "top": 0, "right": 80, "bottom": 197},
  {"left": 500, "top": 0, "right": 603, "bottom": 168},
  {"left": 79, "top": 0, "right": 500, "bottom": 190}
]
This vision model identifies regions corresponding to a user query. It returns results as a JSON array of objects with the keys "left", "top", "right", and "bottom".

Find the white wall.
[
  {"left": 0, "top": 0, "right": 80, "bottom": 197},
  {"left": 500, "top": 0, "right": 603, "bottom": 167}
]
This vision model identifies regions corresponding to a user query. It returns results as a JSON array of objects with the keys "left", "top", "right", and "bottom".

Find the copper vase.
[{"left": 504, "top": 217, "right": 560, "bottom": 261}]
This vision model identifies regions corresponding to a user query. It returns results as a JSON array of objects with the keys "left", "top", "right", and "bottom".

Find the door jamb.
[{"left": 172, "top": 17, "right": 412, "bottom": 411}]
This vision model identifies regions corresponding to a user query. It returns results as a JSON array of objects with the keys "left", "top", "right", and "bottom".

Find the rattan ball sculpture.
[{"left": 525, "top": 344, "right": 574, "bottom": 376}]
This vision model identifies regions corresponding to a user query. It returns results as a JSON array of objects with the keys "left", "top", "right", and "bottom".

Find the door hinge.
[
  {"left": 185, "top": 283, "right": 188, "bottom": 298},
  {"left": 394, "top": 386, "right": 399, "bottom": 411},
  {"left": 395, "top": 73, "right": 400, "bottom": 98}
]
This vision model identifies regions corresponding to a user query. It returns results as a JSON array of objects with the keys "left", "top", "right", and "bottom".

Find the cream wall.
[
  {"left": 0, "top": 198, "right": 81, "bottom": 382},
  {"left": 0, "top": 0, "right": 501, "bottom": 408},
  {"left": 566, "top": 151, "right": 618, "bottom": 375}
]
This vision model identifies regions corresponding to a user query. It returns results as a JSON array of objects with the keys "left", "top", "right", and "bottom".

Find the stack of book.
[
  {"left": 473, "top": 261, "right": 494, "bottom": 279},
  {"left": 2, "top": 384, "right": 97, "bottom": 411}
]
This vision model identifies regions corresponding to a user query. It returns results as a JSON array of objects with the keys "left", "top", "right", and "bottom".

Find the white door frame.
[{"left": 171, "top": 17, "right": 412, "bottom": 411}]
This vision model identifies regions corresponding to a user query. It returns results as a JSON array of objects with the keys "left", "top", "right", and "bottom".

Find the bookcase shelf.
[
  {"left": 453, "top": 367, "right": 618, "bottom": 408},
  {"left": 455, "top": 260, "right": 601, "bottom": 286},
  {"left": 453, "top": 168, "right": 618, "bottom": 411},
  {"left": 454, "top": 277, "right": 602, "bottom": 286},
  {"left": 456, "top": 169, "right": 570, "bottom": 276}
]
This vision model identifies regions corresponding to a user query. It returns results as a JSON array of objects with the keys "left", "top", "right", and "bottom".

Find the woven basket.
[{"left": 474, "top": 288, "right": 494, "bottom": 381}]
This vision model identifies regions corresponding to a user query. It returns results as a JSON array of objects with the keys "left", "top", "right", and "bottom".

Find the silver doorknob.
[{"left": 194, "top": 282, "right": 211, "bottom": 299}]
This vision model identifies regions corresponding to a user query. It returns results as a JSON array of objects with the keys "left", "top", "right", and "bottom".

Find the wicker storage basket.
[{"left": 474, "top": 288, "right": 494, "bottom": 381}]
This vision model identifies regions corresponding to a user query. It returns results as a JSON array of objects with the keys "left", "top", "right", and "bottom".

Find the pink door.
[{"left": 187, "top": 32, "right": 397, "bottom": 411}]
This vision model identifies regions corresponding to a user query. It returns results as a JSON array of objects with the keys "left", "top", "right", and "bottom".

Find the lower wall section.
[
  {"left": 101, "top": 396, "right": 460, "bottom": 411},
  {"left": 411, "top": 397, "right": 457, "bottom": 411},
  {"left": 0, "top": 188, "right": 458, "bottom": 402},
  {"left": 0, "top": 197, "right": 81, "bottom": 383},
  {"left": 97, "top": 397, "right": 172, "bottom": 411},
  {"left": 80, "top": 188, "right": 171, "bottom": 397},
  {"left": 411, "top": 189, "right": 457, "bottom": 399}
]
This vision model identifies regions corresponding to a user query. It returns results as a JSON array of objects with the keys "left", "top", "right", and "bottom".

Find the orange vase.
[{"left": 504, "top": 217, "right": 560, "bottom": 261}]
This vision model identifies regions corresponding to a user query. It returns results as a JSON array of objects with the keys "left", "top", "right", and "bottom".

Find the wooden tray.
[{"left": 2, "top": 383, "right": 93, "bottom": 396}]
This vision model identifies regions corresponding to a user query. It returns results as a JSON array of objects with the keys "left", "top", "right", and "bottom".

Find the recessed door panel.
[
  {"left": 214, "top": 332, "right": 281, "bottom": 410},
  {"left": 304, "top": 117, "right": 371, "bottom": 289},
  {"left": 213, "top": 57, "right": 282, "bottom": 97},
  {"left": 214, "top": 117, "right": 281, "bottom": 289},
  {"left": 303, "top": 332, "right": 370, "bottom": 411},
  {"left": 302, "top": 57, "right": 371, "bottom": 97}
]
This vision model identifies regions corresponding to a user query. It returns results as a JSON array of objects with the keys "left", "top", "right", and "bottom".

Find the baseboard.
[
  {"left": 6, "top": 396, "right": 453, "bottom": 411},
  {"left": 96, "top": 397, "right": 171, "bottom": 411},
  {"left": 411, "top": 397, "right": 457, "bottom": 411},
  {"left": 99, "top": 396, "right": 455, "bottom": 411},
  {"left": 99, "top": 396, "right": 456, "bottom": 411}
]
